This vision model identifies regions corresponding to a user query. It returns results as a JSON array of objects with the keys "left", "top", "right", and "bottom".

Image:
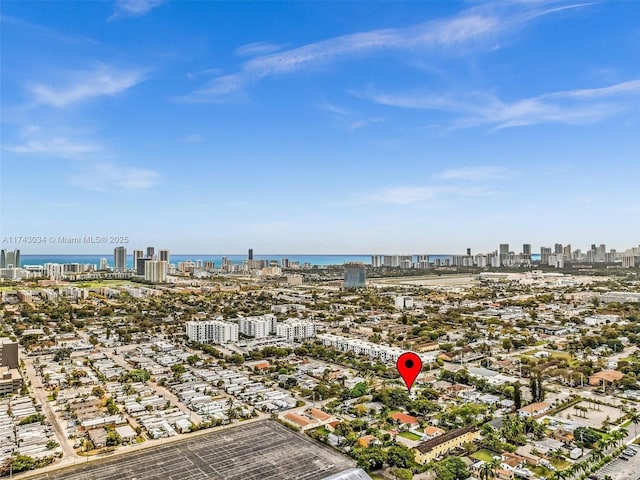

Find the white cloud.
[
  {"left": 182, "top": 2, "right": 593, "bottom": 102},
  {"left": 437, "top": 166, "right": 517, "bottom": 181},
  {"left": 29, "top": 64, "right": 145, "bottom": 108},
  {"left": 234, "top": 42, "right": 286, "bottom": 57},
  {"left": 362, "top": 79, "right": 640, "bottom": 129},
  {"left": 72, "top": 163, "right": 159, "bottom": 191},
  {"left": 359, "top": 185, "right": 494, "bottom": 206},
  {"left": 110, "top": 0, "right": 164, "bottom": 19},
  {"left": 2, "top": 126, "right": 100, "bottom": 157}
]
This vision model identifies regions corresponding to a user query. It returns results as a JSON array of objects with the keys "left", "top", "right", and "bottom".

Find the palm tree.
[
  {"left": 629, "top": 410, "right": 640, "bottom": 439},
  {"left": 611, "top": 429, "right": 626, "bottom": 447}
]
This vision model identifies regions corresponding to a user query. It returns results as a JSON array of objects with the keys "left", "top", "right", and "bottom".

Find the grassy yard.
[
  {"left": 531, "top": 465, "right": 554, "bottom": 478},
  {"left": 399, "top": 431, "right": 421, "bottom": 441},
  {"left": 471, "top": 449, "right": 499, "bottom": 462},
  {"left": 550, "top": 458, "right": 571, "bottom": 471}
]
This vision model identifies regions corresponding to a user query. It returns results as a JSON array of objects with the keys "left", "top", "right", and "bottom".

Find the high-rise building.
[
  {"left": 276, "top": 320, "right": 317, "bottom": 341},
  {"left": 248, "top": 248, "right": 253, "bottom": 260},
  {"left": 563, "top": 244, "right": 572, "bottom": 259},
  {"left": 146, "top": 246, "right": 155, "bottom": 259},
  {"left": 133, "top": 250, "right": 144, "bottom": 270},
  {"left": 113, "top": 247, "right": 127, "bottom": 272},
  {"left": 554, "top": 243, "right": 563, "bottom": 254},
  {"left": 344, "top": 262, "right": 366, "bottom": 288},
  {"left": 540, "top": 247, "right": 551, "bottom": 264},
  {"left": 136, "top": 257, "right": 148, "bottom": 275},
  {"left": 159, "top": 249, "right": 170, "bottom": 263},
  {"left": 144, "top": 260, "right": 167, "bottom": 283},
  {"left": 371, "top": 255, "right": 383, "bottom": 268},
  {"left": 466, "top": 248, "right": 471, "bottom": 256},
  {"left": 185, "top": 320, "right": 239, "bottom": 344},
  {"left": 99, "top": 258, "right": 108, "bottom": 270},
  {"left": 238, "top": 315, "right": 276, "bottom": 339},
  {"left": 499, "top": 244, "right": 509, "bottom": 266},
  {"left": 0, "top": 249, "right": 20, "bottom": 269},
  {"left": 522, "top": 244, "right": 532, "bottom": 255}
]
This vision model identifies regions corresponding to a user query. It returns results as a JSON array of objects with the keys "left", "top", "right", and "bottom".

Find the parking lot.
[
  {"left": 597, "top": 445, "right": 640, "bottom": 480},
  {"left": 31, "top": 420, "right": 355, "bottom": 480}
]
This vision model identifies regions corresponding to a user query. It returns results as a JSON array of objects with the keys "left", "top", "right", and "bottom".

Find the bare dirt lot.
[{"left": 558, "top": 400, "right": 625, "bottom": 429}]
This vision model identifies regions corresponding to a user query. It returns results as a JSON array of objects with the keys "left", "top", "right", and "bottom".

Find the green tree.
[
  {"left": 512, "top": 382, "right": 522, "bottom": 410},
  {"left": 393, "top": 468, "right": 413, "bottom": 480},
  {"left": 433, "top": 457, "right": 470, "bottom": 480},
  {"left": 386, "top": 445, "right": 414, "bottom": 469}
]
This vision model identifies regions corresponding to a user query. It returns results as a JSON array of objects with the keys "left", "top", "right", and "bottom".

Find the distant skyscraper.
[
  {"left": 159, "top": 249, "right": 170, "bottom": 263},
  {"left": 99, "top": 258, "right": 108, "bottom": 270},
  {"left": 540, "top": 247, "right": 551, "bottom": 264},
  {"left": 563, "top": 244, "right": 572, "bottom": 259},
  {"left": 133, "top": 250, "right": 144, "bottom": 270},
  {"left": 554, "top": 243, "right": 563, "bottom": 254},
  {"left": 344, "top": 263, "right": 366, "bottom": 288},
  {"left": 522, "top": 244, "right": 531, "bottom": 255},
  {"left": 136, "top": 257, "right": 148, "bottom": 275},
  {"left": 499, "top": 244, "right": 509, "bottom": 266},
  {"left": 0, "top": 249, "right": 20, "bottom": 268},
  {"left": 248, "top": 248, "right": 253, "bottom": 260},
  {"left": 146, "top": 246, "right": 155, "bottom": 259},
  {"left": 145, "top": 260, "right": 167, "bottom": 283},
  {"left": 114, "top": 247, "right": 127, "bottom": 272},
  {"left": 466, "top": 248, "right": 471, "bottom": 256}
]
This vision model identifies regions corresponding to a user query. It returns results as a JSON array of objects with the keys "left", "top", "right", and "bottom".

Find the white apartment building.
[
  {"left": 238, "top": 315, "right": 276, "bottom": 338},
  {"left": 317, "top": 334, "right": 437, "bottom": 364},
  {"left": 44, "top": 263, "right": 64, "bottom": 281},
  {"left": 275, "top": 320, "right": 317, "bottom": 342},
  {"left": 145, "top": 260, "right": 168, "bottom": 283},
  {"left": 185, "top": 320, "right": 239, "bottom": 344}
]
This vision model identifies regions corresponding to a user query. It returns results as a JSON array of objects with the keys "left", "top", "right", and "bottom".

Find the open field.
[
  {"left": 370, "top": 275, "right": 478, "bottom": 286},
  {"left": 29, "top": 420, "right": 354, "bottom": 480}
]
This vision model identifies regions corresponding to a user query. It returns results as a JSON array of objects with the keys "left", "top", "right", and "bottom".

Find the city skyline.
[{"left": 2, "top": 1, "right": 640, "bottom": 253}]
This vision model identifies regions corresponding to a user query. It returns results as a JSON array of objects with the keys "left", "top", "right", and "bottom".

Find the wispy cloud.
[
  {"left": 71, "top": 163, "right": 159, "bottom": 191},
  {"left": 362, "top": 79, "right": 640, "bottom": 129},
  {"left": 357, "top": 185, "right": 495, "bottom": 206},
  {"left": 0, "top": 15, "right": 97, "bottom": 44},
  {"left": 28, "top": 64, "right": 145, "bottom": 108},
  {"left": 110, "top": 0, "right": 164, "bottom": 20},
  {"left": 437, "top": 166, "right": 517, "bottom": 180},
  {"left": 181, "top": 2, "right": 591, "bottom": 103},
  {"left": 2, "top": 126, "right": 100, "bottom": 157},
  {"left": 234, "top": 42, "right": 286, "bottom": 57}
]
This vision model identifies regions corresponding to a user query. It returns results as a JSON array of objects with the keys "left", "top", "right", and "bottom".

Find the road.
[
  {"left": 22, "top": 355, "right": 80, "bottom": 465},
  {"left": 104, "top": 349, "right": 204, "bottom": 424}
]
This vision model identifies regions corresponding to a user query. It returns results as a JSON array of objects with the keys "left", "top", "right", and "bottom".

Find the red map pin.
[{"left": 397, "top": 352, "right": 422, "bottom": 392}]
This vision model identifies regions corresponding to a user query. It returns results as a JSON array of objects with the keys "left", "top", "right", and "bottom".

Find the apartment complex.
[
  {"left": 0, "top": 339, "right": 22, "bottom": 396},
  {"left": 185, "top": 320, "right": 239, "bottom": 344}
]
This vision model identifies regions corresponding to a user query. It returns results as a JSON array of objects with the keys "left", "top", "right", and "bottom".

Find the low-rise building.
[{"left": 414, "top": 426, "right": 479, "bottom": 464}]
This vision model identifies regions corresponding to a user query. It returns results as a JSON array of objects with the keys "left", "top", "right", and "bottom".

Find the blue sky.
[{"left": 1, "top": 0, "right": 639, "bottom": 254}]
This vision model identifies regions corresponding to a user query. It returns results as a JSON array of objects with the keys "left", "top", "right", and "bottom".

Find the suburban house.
[
  {"left": 357, "top": 434, "right": 382, "bottom": 448},
  {"left": 390, "top": 412, "right": 419, "bottom": 429},
  {"left": 518, "top": 402, "right": 550, "bottom": 418},
  {"left": 588, "top": 370, "right": 624, "bottom": 387},
  {"left": 413, "top": 426, "right": 480, "bottom": 464}
]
